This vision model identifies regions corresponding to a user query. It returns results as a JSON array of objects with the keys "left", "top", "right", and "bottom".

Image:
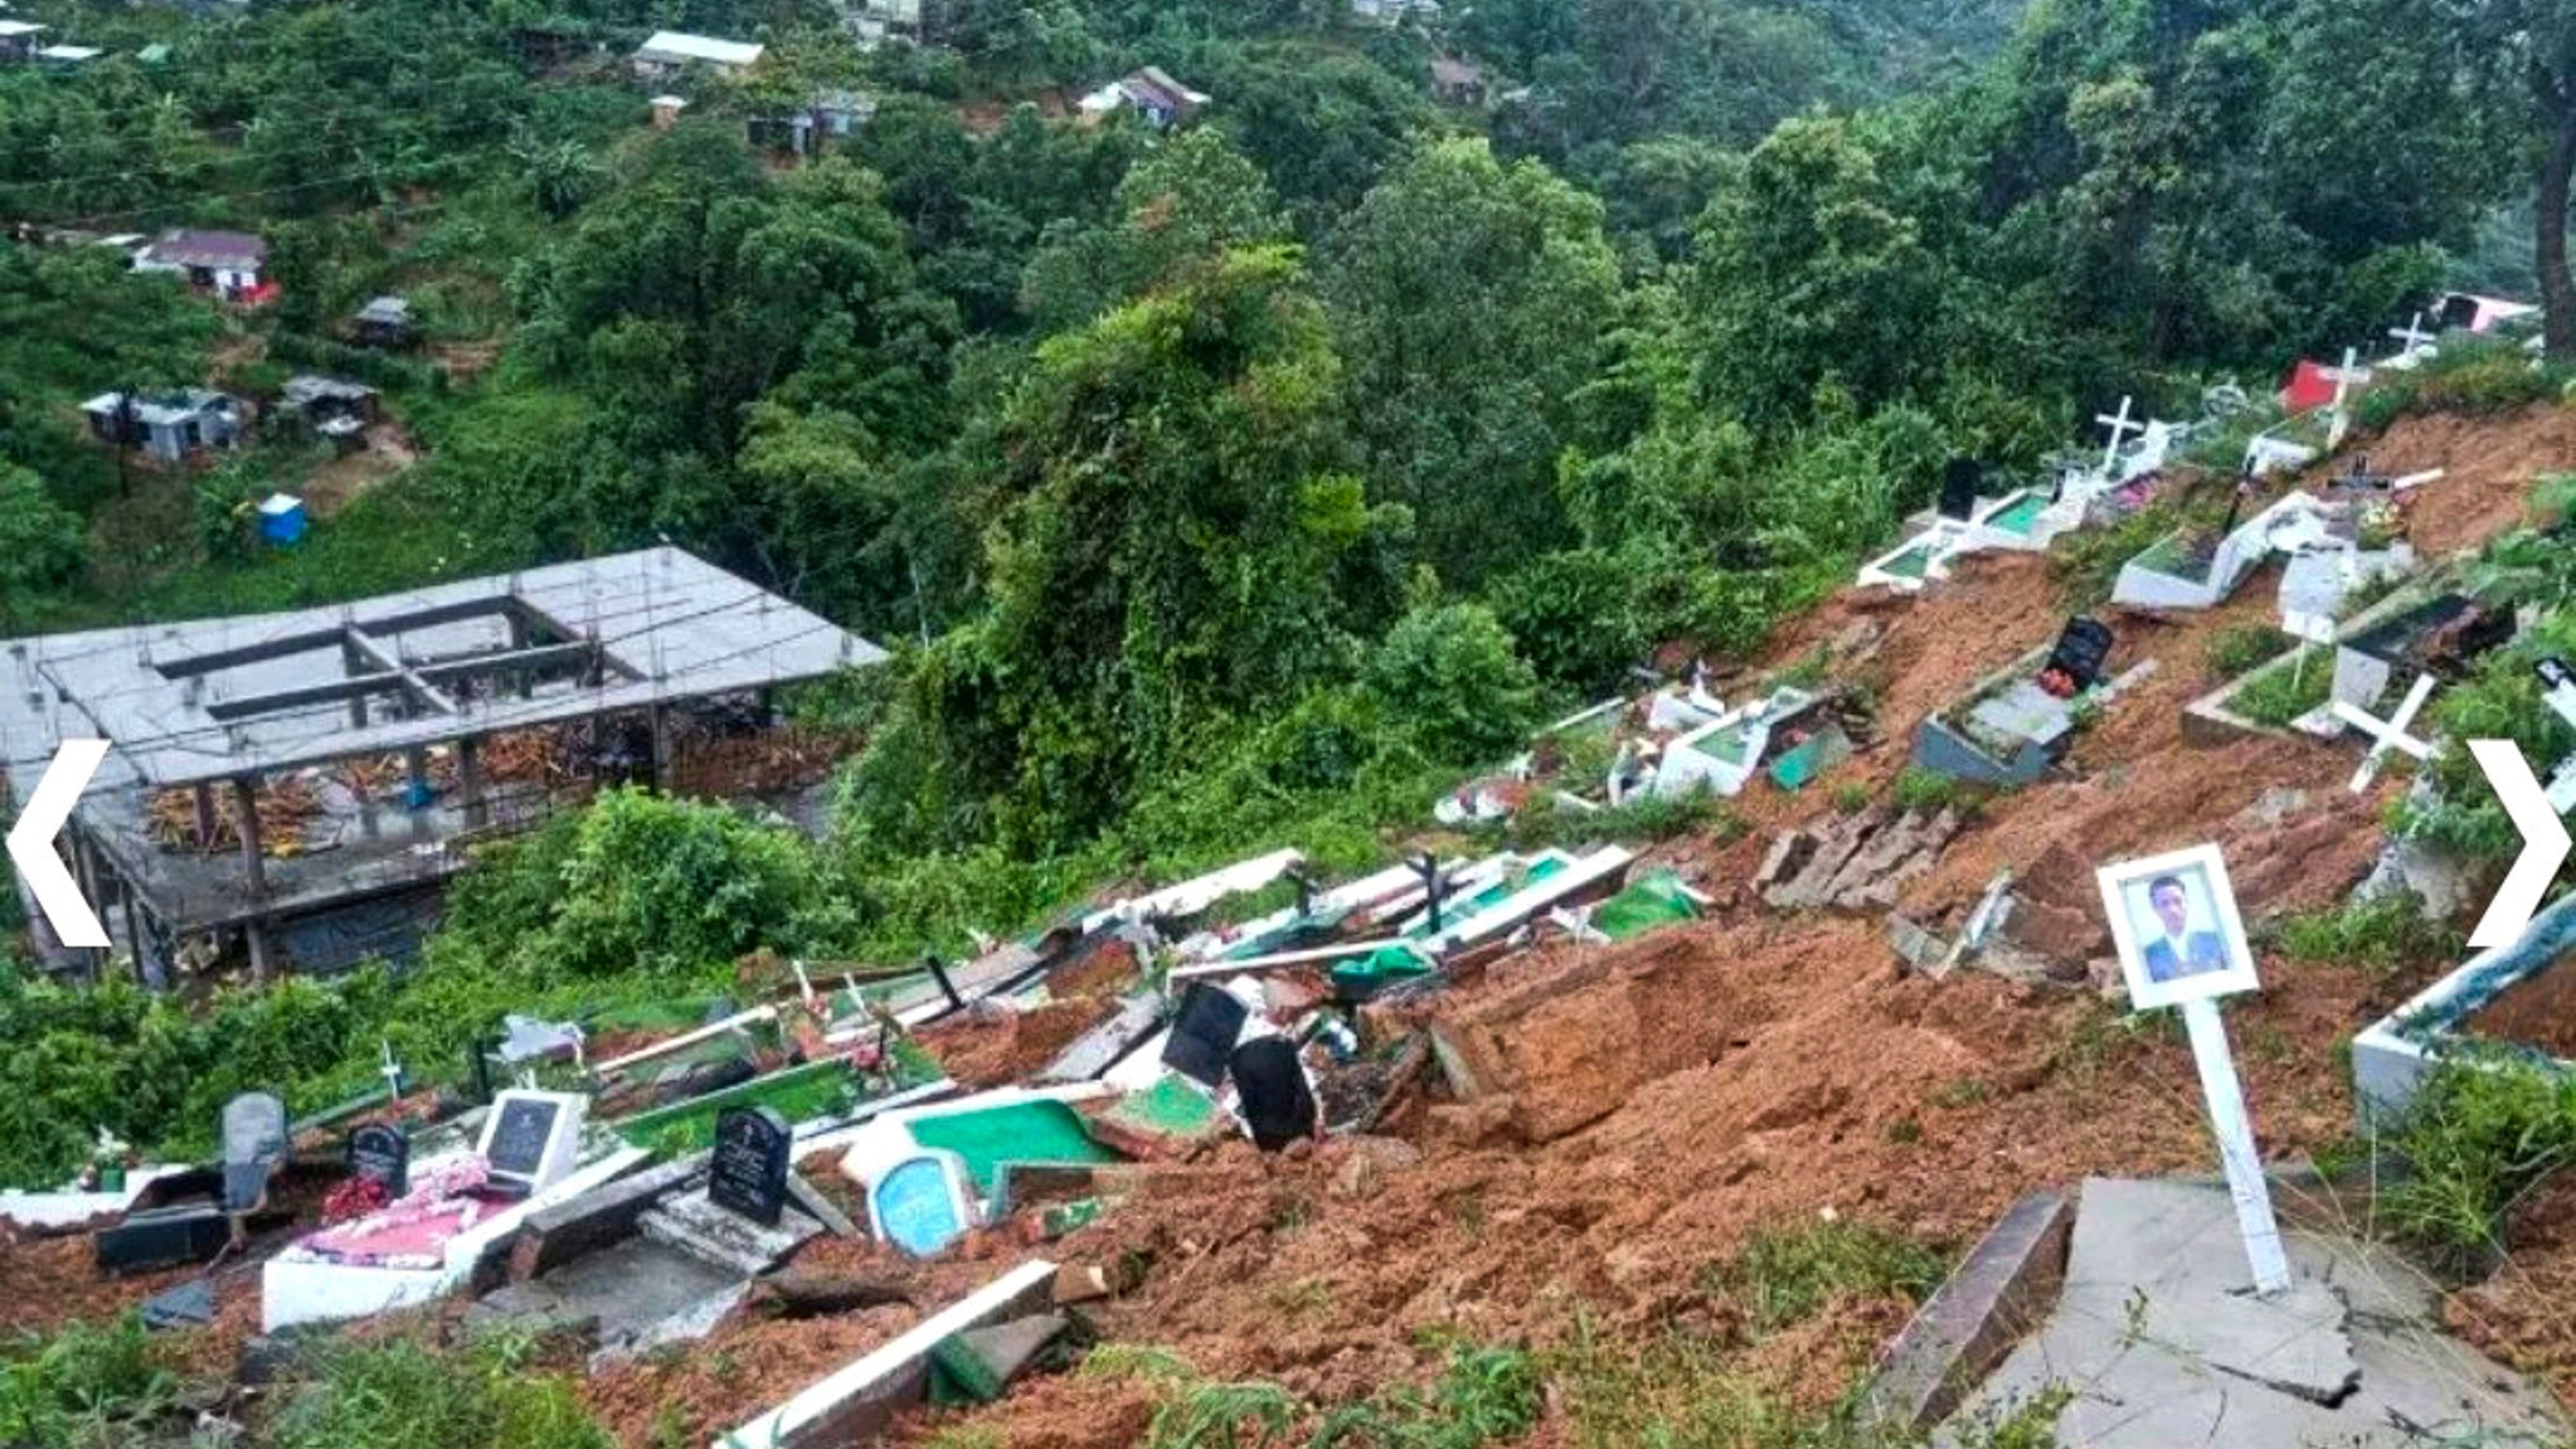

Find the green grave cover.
[
  {"left": 908, "top": 1099, "right": 1121, "bottom": 1194},
  {"left": 1594, "top": 871, "right": 1700, "bottom": 942},
  {"left": 1331, "top": 946, "right": 1436, "bottom": 998}
]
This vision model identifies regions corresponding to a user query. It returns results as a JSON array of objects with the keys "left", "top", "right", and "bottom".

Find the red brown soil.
[
  {"left": 2463, "top": 949, "right": 2576, "bottom": 1059},
  {"left": 2450, "top": 1174, "right": 2576, "bottom": 1409},
  {"left": 18, "top": 409, "right": 2576, "bottom": 1448}
]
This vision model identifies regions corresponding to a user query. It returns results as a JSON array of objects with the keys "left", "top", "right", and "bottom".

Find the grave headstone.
[
  {"left": 1161, "top": 982, "right": 1249, "bottom": 1089},
  {"left": 708, "top": 1106, "right": 792, "bottom": 1227},
  {"left": 1938, "top": 458, "right": 1982, "bottom": 522},
  {"left": 2044, "top": 616, "right": 2115, "bottom": 692},
  {"left": 220, "top": 1092, "right": 287, "bottom": 1214},
  {"left": 95, "top": 1207, "right": 230, "bottom": 1276},
  {"left": 868, "top": 1149, "right": 975, "bottom": 1257},
  {"left": 1229, "top": 1036, "right": 1318, "bottom": 1153},
  {"left": 345, "top": 1122, "right": 409, "bottom": 1198},
  {"left": 477, "top": 1089, "right": 587, "bottom": 1197}
]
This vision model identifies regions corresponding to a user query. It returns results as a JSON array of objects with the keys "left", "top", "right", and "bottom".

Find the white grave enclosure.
[
  {"left": 2111, "top": 494, "right": 2335, "bottom": 612},
  {"left": 262, "top": 1092, "right": 636, "bottom": 1332}
]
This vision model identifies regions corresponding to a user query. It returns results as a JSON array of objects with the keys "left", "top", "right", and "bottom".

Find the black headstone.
[
  {"left": 2045, "top": 616, "right": 2116, "bottom": 691},
  {"left": 220, "top": 1093, "right": 287, "bottom": 1214},
  {"left": 2437, "top": 293, "right": 2480, "bottom": 333},
  {"left": 708, "top": 1106, "right": 792, "bottom": 1227},
  {"left": 484, "top": 1097, "right": 560, "bottom": 1182},
  {"left": 1161, "top": 983, "right": 1249, "bottom": 1090},
  {"left": 1938, "top": 458, "right": 1983, "bottom": 521},
  {"left": 1229, "top": 1036, "right": 1318, "bottom": 1153},
  {"left": 346, "top": 1123, "right": 409, "bottom": 1197}
]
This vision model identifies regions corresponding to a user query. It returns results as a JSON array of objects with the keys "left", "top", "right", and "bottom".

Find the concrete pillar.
[
  {"left": 193, "top": 783, "right": 218, "bottom": 849},
  {"left": 648, "top": 706, "right": 673, "bottom": 792},
  {"left": 340, "top": 638, "right": 370, "bottom": 727},
  {"left": 235, "top": 776, "right": 268, "bottom": 984},
  {"left": 234, "top": 777, "right": 265, "bottom": 896},
  {"left": 458, "top": 736, "right": 485, "bottom": 830}
]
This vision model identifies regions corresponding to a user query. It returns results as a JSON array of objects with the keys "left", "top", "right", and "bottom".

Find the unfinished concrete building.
[{"left": 0, "top": 548, "right": 885, "bottom": 980}]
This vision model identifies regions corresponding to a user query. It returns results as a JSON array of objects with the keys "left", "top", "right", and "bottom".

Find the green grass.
[
  {"left": 2203, "top": 623, "right": 2295, "bottom": 682},
  {"left": 1705, "top": 1219, "right": 1947, "bottom": 1335},
  {"left": 265, "top": 1328, "right": 611, "bottom": 1449},
  {"left": 2229, "top": 647, "right": 2332, "bottom": 727},
  {"left": 2376, "top": 1058, "right": 2576, "bottom": 1276},
  {"left": 2266, "top": 891, "right": 2462, "bottom": 984}
]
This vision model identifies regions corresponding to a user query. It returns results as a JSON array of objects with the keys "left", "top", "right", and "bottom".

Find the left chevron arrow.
[{"left": 8, "top": 739, "right": 110, "bottom": 949}]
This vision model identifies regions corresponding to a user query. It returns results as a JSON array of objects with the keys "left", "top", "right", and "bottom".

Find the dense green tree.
[
  {"left": 1321, "top": 138, "right": 1621, "bottom": 587},
  {"left": 2432, "top": 0, "right": 2576, "bottom": 355},
  {"left": 1363, "top": 602, "right": 1542, "bottom": 765},
  {"left": 1020, "top": 128, "right": 1289, "bottom": 332},
  {"left": 844, "top": 246, "right": 1402, "bottom": 852}
]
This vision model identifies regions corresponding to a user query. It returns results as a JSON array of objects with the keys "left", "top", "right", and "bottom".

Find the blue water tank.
[{"left": 257, "top": 493, "right": 307, "bottom": 545}]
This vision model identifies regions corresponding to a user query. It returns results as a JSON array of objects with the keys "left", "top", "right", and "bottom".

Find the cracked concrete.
[{"left": 1941, "top": 1177, "right": 2568, "bottom": 1448}]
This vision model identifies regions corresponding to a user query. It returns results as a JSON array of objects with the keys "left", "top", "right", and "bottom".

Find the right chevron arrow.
[{"left": 2467, "top": 738, "right": 2573, "bottom": 949}]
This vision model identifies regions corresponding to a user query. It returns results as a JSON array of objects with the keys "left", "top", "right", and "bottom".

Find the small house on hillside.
[
  {"left": 1430, "top": 58, "right": 1484, "bottom": 105},
  {"left": 631, "top": 30, "right": 764, "bottom": 82},
  {"left": 34, "top": 43, "right": 101, "bottom": 68},
  {"left": 0, "top": 20, "right": 46, "bottom": 61},
  {"left": 845, "top": 0, "right": 920, "bottom": 43},
  {"left": 1351, "top": 0, "right": 1439, "bottom": 23},
  {"left": 350, "top": 296, "right": 415, "bottom": 348},
  {"left": 281, "top": 376, "right": 380, "bottom": 452},
  {"left": 134, "top": 229, "right": 272, "bottom": 304},
  {"left": 1077, "top": 66, "right": 1208, "bottom": 129},
  {"left": 80, "top": 389, "right": 244, "bottom": 463},
  {"left": 751, "top": 88, "right": 876, "bottom": 157}
]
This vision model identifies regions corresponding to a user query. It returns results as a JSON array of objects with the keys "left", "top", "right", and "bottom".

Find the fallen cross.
[{"left": 2330, "top": 673, "right": 2438, "bottom": 795}]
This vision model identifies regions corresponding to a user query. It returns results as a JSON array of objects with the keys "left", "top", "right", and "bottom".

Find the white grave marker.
[
  {"left": 2095, "top": 395, "right": 2143, "bottom": 473},
  {"left": 2096, "top": 844, "right": 2289, "bottom": 1295},
  {"left": 2330, "top": 672, "right": 2438, "bottom": 794},
  {"left": 2388, "top": 312, "right": 2436, "bottom": 361},
  {"left": 2322, "top": 347, "right": 2372, "bottom": 450},
  {"left": 2535, "top": 658, "right": 2576, "bottom": 813}
]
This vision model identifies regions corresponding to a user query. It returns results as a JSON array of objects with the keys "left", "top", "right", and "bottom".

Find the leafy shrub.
[
  {"left": 2409, "top": 341, "right": 2562, "bottom": 416},
  {"left": 2052, "top": 502, "right": 2177, "bottom": 606},
  {"left": 1363, "top": 602, "right": 1542, "bottom": 769},
  {"left": 2203, "top": 623, "right": 2294, "bottom": 682},
  {"left": 0, "top": 1314, "right": 178, "bottom": 1449},
  {"left": 2379, "top": 1059, "right": 2576, "bottom": 1273},
  {"left": 1893, "top": 765, "right": 1975, "bottom": 816}
]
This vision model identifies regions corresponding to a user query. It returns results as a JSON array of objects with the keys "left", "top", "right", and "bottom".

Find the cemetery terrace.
[{"left": 0, "top": 547, "right": 883, "bottom": 977}]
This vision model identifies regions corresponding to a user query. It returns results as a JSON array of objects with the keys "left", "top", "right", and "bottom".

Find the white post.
[{"left": 2180, "top": 996, "right": 2292, "bottom": 1295}]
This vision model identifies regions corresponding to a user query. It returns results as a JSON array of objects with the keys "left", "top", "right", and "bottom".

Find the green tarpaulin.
[{"left": 1593, "top": 871, "right": 1700, "bottom": 942}]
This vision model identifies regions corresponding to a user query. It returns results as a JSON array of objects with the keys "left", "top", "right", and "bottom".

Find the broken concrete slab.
[
  {"left": 1862, "top": 1190, "right": 2070, "bottom": 1433},
  {"left": 1762, "top": 808, "right": 1961, "bottom": 913},
  {"left": 637, "top": 1190, "right": 821, "bottom": 1279},
  {"left": 1033, "top": 991, "right": 1167, "bottom": 1084},
  {"left": 932, "top": 1311, "right": 1067, "bottom": 1403},
  {"left": 1939, "top": 1177, "right": 2566, "bottom": 1448},
  {"left": 711, "top": 1259, "right": 1057, "bottom": 1449},
  {"left": 470, "top": 1235, "right": 744, "bottom": 1366},
  {"left": 508, "top": 1151, "right": 708, "bottom": 1283}
]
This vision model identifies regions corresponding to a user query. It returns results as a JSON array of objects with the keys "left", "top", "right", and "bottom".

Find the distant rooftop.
[
  {"left": 0, "top": 547, "right": 885, "bottom": 791},
  {"left": 634, "top": 30, "right": 763, "bottom": 67},
  {"left": 140, "top": 228, "right": 267, "bottom": 270}
]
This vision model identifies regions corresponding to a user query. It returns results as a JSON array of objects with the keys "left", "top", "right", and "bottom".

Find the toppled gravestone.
[{"left": 1757, "top": 805, "right": 1961, "bottom": 912}]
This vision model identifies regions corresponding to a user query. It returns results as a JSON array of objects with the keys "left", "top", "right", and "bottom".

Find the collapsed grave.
[
  {"left": 2110, "top": 491, "right": 2338, "bottom": 611},
  {"left": 2353, "top": 888, "right": 2576, "bottom": 1121},
  {"left": 1909, "top": 616, "right": 2135, "bottom": 788},
  {"left": 1910, "top": 1177, "right": 2566, "bottom": 1448}
]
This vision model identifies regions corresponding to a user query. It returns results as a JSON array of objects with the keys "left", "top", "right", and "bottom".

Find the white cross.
[
  {"left": 2096, "top": 395, "right": 2143, "bottom": 472},
  {"left": 380, "top": 1040, "right": 406, "bottom": 1099},
  {"left": 2330, "top": 671, "right": 2438, "bottom": 794},
  {"left": 2388, "top": 312, "right": 2436, "bottom": 358},
  {"left": 2322, "top": 347, "right": 2372, "bottom": 450}
]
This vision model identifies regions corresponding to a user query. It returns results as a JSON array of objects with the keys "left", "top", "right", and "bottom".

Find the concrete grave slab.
[
  {"left": 470, "top": 1234, "right": 744, "bottom": 1365},
  {"left": 637, "top": 1189, "right": 820, "bottom": 1279},
  {"left": 1939, "top": 1177, "right": 2566, "bottom": 1448}
]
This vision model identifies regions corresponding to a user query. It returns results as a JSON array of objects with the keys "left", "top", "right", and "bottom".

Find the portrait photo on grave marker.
[{"left": 2096, "top": 843, "right": 2259, "bottom": 1009}]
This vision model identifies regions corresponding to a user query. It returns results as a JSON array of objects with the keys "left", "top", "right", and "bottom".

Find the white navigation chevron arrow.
[
  {"left": 8, "top": 739, "right": 109, "bottom": 949},
  {"left": 2468, "top": 738, "right": 2573, "bottom": 949}
]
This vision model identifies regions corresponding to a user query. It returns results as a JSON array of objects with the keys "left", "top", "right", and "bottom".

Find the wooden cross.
[
  {"left": 2330, "top": 671, "right": 2438, "bottom": 794},
  {"left": 2095, "top": 395, "right": 2143, "bottom": 472},
  {"left": 2388, "top": 311, "right": 2436, "bottom": 358}
]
